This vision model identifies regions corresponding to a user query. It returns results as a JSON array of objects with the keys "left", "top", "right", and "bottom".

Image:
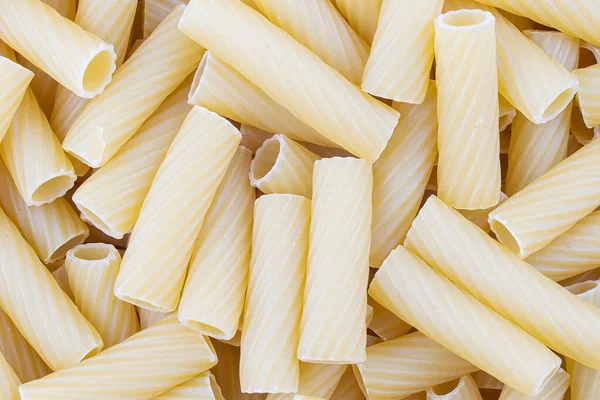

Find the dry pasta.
[
  {"left": 143, "top": 0, "right": 189, "bottom": 38},
  {"left": 240, "top": 125, "right": 273, "bottom": 154},
  {"left": 331, "top": 0, "right": 382, "bottom": 45},
  {"left": 0, "top": 350, "right": 20, "bottom": 400},
  {"left": 137, "top": 308, "right": 167, "bottom": 331},
  {"left": 266, "top": 363, "right": 347, "bottom": 400},
  {"left": 459, "top": 192, "right": 508, "bottom": 234},
  {"left": 211, "top": 340, "right": 266, "bottom": 400},
  {"left": 426, "top": 375, "right": 483, "bottom": 400},
  {"left": 472, "top": 371, "right": 504, "bottom": 391},
  {"left": 329, "top": 367, "right": 364, "bottom": 400},
  {"left": 0, "top": 55, "right": 33, "bottom": 142},
  {"left": 367, "top": 296, "right": 413, "bottom": 341},
  {"left": 499, "top": 96, "right": 517, "bottom": 132},
  {"left": 153, "top": 371, "right": 224, "bottom": 400},
  {"left": 497, "top": 368, "right": 569, "bottom": 400},
  {"left": 52, "top": 265, "right": 75, "bottom": 301},
  {"left": 573, "top": 65, "right": 600, "bottom": 128}
]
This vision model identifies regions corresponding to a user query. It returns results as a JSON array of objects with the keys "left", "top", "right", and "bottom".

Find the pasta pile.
[{"left": 1, "top": 0, "right": 600, "bottom": 399}]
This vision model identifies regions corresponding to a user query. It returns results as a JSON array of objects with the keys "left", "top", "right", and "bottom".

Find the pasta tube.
[
  {"left": 266, "top": 363, "right": 347, "bottom": 400},
  {"left": 42, "top": 0, "right": 75, "bottom": 19},
  {"left": 65, "top": 244, "right": 140, "bottom": 348},
  {"left": 406, "top": 195, "right": 600, "bottom": 370},
  {"left": 426, "top": 375, "right": 482, "bottom": 400},
  {"left": 240, "top": 125, "right": 273, "bottom": 154},
  {"left": 211, "top": 340, "right": 266, "bottom": 400},
  {"left": 179, "top": 0, "right": 399, "bottom": 162},
  {"left": 489, "top": 137, "right": 600, "bottom": 257},
  {"left": 0, "top": 0, "right": 116, "bottom": 98},
  {"left": 434, "top": 9, "right": 500, "bottom": 209},
  {"left": 254, "top": 0, "right": 368, "bottom": 85},
  {"left": 143, "top": 0, "right": 188, "bottom": 38},
  {"left": 362, "top": 0, "right": 442, "bottom": 103},
  {"left": 299, "top": 142, "right": 354, "bottom": 159},
  {"left": 250, "top": 135, "right": 321, "bottom": 198},
  {"left": 330, "top": 367, "right": 363, "bottom": 400},
  {"left": 370, "top": 82, "right": 437, "bottom": 267},
  {"left": 367, "top": 296, "right": 412, "bottom": 341},
  {"left": 355, "top": 331, "right": 478, "bottom": 400},
  {"left": 115, "top": 107, "right": 241, "bottom": 312},
  {"left": 499, "top": 96, "right": 517, "bottom": 132},
  {"left": 137, "top": 307, "right": 167, "bottom": 330},
  {"left": 571, "top": 106, "right": 600, "bottom": 145},
  {"left": 498, "top": 368, "right": 569, "bottom": 400},
  {"left": 52, "top": 265, "right": 74, "bottom": 301},
  {"left": 559, "top": 268, "right": 600, "bottom": 287},
  {"left": 472, "top": 371, "right": 503, "bottom": 390},
  {"left": 370, "top": 246, "right": 560, "bottom": 396},
  {"left": 19, "top": 316, "right": 217, "bottom": 400},
  {"left": 0, "top": 351, "right": 20, "bottom": 400},
  {"left": 0, "top": 207, "right": 103, "bottom": 371},
  {"left": 63, "top": 6, "right": 204, "bottom": 168},
  {"left": 72, "top": 79, "right": 192, "bottom": 239},
  {"left": 0, "top": 55, "right": 33, "bottom": 142},
  {"left": 330, "top": 0, "right": 382, "bottom": 45},
  {"left": 178, "top": 147, "right": 255, "bottom": 340},
  {"left": 573, "top": 65, "right": 600, "bottom": 128},
  {"left": 298, "top": 158, "right": 372, "bottom": 363},
  {"left": 240, "top": 194, "right": 310, "bottom": 393},
  {"left": 153, "top": 371, "right": 224, "bottom": 400},
  {"left": 459, "top": 192, "right": 508, "bottom": 233}
]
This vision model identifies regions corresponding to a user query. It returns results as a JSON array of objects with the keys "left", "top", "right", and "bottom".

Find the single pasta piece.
[
  {"left": 367, "top": 296, "right": 412, "bottom": 341},
  {"left": 573, "top": 65, "right": 600, "bottom": 128},
  {"left": 331, "top": 0, "right": 382, "bottom": 45},
  {"left": 505, "top": 30, "right": 578, "bottom": 196},
  {"left": 179, "top": 0, "right": 399, "bottom": 162},
  {"left": 1, "top": 89, "right": 75, "bottom": 206},
  {"left": 525, "top": 211, "right": 600, "bottom": 281},
  {"left": 187, "top": 51, "right": 334, "bottom": 147},
  {"left": 298, "top": 158, "right": 372, "bottom": 363},
  {"left": 240, "top": 125, "right": 274, "bottom": 154},
  {"left": 426, "top": 375, "right": 483, "bottom": 400},
  {"left": 559, "top": 268, "right": 600, "bottom": 287},
  {"left": 434, "top": 9, "right": 500, "bottom": 209},
  {"left": 330, "top": 367, "right": 364, "bottom": 400},
  {"left": 498, "top": 368, "right": 569, "bottom": 400},
  {"left": 254, "top": 0, "right": 368, "bottom": 85},
  {"left": 472, "top": 371, "right": 504, "bottom": 390},
  {"left": 63, "top": 6, "right": 204, "bottom": 168},
  {"left": 137, "top": 308, "right": 167, "bottom": 331},
  {"left": 370, "top": 246, "right": 560, "bottom": 396},
  {"left": 0, "top": 0, "right": 116, "bottom": 98},
  {"left": 0, "top": 158, "right": 88, "bottom": 264},
  {"left": 498, "top": 9, "right": 534, "bottom": 31},
  {"left": 153, "top": 371, "right": 224, "bottom": 400},
  {"left": 266, "top": 362, "right": 347, "bottom": 400},
  {"left": 362, "top": 0, "right": 442, "bottom": 103},
  {"left": 0, "top": 55, "right": 33, "bottom": 142},
  {"left": 52, "top": 265, "right": 75, "bottom": 301},
  {"left": 370, "top": 82, "right": 437, "bottom": 267},
  {"left": 143, "top": 0, "right": 189, "bottom": 38},
  {"left": 72, "top": 79, "right": 192, "bottom": 239},
  {"left": 571, "top": 105, "right": 600, "bottom": 145},
  {"left": 0, "top": 207, "right": 102, "bottom": 371},
  {"left": 0, "top": 350, "right": 20, "bottom": 400},
  {"left": 220, "top": 329, "right": 242, "bottom": 347},
  {"left": 240, "top": 194, "right": 310, "bottom": 393},
  {"left": 115, "top": 107, "right": 241, "bottom": 312},
  {"left": 499, "top": 96, "right": 517, "bottom": 132},
  {"left": 65, "top": 244, "right": 140, "bottom": 348},
  {"left": 19, "top": 316, "right": 217, "bottom": 400},
  {"left": 178, "top": 147, "right": 255, "bottom": 340},
  {"left": 489, "top": 137, "right": 600, "bottom": 258},
  {"left": 459, "top": 192, "right": 508, "bottom": 233},
  {"left": 250, "top": 135, "right": 321, "bottom": 198},
  {"left": 355, "top": 331, "right": 478, "bottom": 400},
  {"left": 406, "top": 195, "right": 600, "bottom": 370}
]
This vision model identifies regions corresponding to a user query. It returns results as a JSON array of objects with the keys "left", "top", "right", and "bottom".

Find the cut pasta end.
[
  {"left": 48, "top": 231, "right": 89, "bottom": 264},
  {"left": 80, "top": 45, "right": 117, "bottom": 99},
  {"left": 75, "top": 200, "right": 124, "bottom": 240},
  {"left": 179, "top": 315, "right": 232, "bottom": 340},
  {"left": 567, "top": 280, "right": 599, "bottom": 295},
  {"left": 188, "top": 51, "right": 209, "bottom": 106},
  {"left": 64, "top": 126, "right": 107, "bottom": 168},
  {"left": 69, "top": 243, "right": 118, "bottom": 266},
  {"left": 250, "top": 135, "right": 282, "bottom": 186},
  {"left": 499, "top": 111, "right": 516, "bottom": 132},
  {"left": 30, "top": 173, "right": 76, "bottom": 206},
  {"left": 538, "top": 86, "right": 577, "bottom": 123},
  {"left": 489, "top": 218, "right": 524, "bottom": 258},
  {"left": 436, "top": 9, "right": 494, "bottom": 30},
  {"left": 114, "top": 290, "right": 173, "bottom": 313}
]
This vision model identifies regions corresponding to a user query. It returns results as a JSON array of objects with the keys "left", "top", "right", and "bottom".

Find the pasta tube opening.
[
  {"left": 189, "top": 52, "right": 208, "bottom": 105},
  {"left": 250, "top": 136, "right": 281, "bottom": 181},
  {"left": 567, "top": 280, "right": 599, "bottom": 296},
  {"left": 31, "top": 174, "right": 76, "bottom": 205},
  {"left": 544, "top": 87, "right": 578, "bottom": 122},
  {"left": 77, "top": 204, "right": 115, "bottom": 238},
  {"left": 438, "top": 9, "right": 490, "bottom": 28},
  {"left": 71, "top": 244, "right": 113, "bottom": 262},
  {"left": 51, "top": 234, "right": 89, "bottom": 264},
  {"left": 489, "top": 218, "right": 521, "bottom": 255},
  {"left": 82, "top": 49, "right": 116, "bottom": 95}
]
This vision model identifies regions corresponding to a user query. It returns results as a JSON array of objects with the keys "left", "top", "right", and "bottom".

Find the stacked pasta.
[{"left": 1, "top": 0, "right": 600, "bottom": 399}]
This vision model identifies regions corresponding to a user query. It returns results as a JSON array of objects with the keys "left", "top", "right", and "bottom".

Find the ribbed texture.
[
  {"left": 472, "top": 371, "right": 504, "bottom": 390},
  {"left": 0, "top": 208, "right": 103, "bottom": 371},
  {"left": 427, "top": 375, "right": 482, "bottom": 400},
  {"left": 499, "top": 96, "right": 516, "bottom": 131},
  {"left": 240, "top": 125, "right": 274, "bottom": 154},
  {"left": 0, "top": 350, "right": 20, "bottom": 400},
  {"left": 188, "top": 51, "right": 332, "bottom": 147},
  {"left": 367, "top": 296, "right": 412, "bottom": 341},
  {"left": 254, "top": 0, "right": 368, "bottom": 85},
  {"left": 19, "top": 316, "right": 217, "bottom": 400},
  {"left": 498, "top": 9, "right": 534, "bottom": 31},
  {"left": 143, "top": 0, "right": 188, "bottom": 38},
  {"left": 362, "top": 0, "right": 442, "bottom": 103},
  {"left": 65, "top": 244, "right": 140, "bottom": 348},
  {"left": 571, "top": 105, "right": 600, "bottom": 145},
  {"left": 211, "top": 340, "right": 266, "bottom": 400},
  {"left": 72, "top": 80, "right": 192, "bottom": 239},
  {"left": 1, "top": 89, "right": 76, "bottom": 206},
  {"left": 489, "top": 137, "right": 600, "bottom": 258},
  {"left": 42, "top": 0, "right": 76, "bottom": 19},
  {"left": 63, "top": 6, "right": 204, "bottom": 168},
  {"left": 220, "top": 329, "right": 242, "bottom": 347},
  {"left": 153, "top": 371, "right": 225, "bottom": 400},
  {"left": 299, "top": 142, "right": 354, "bottom": 159},
  {"left": 240, "top": 194, "right": 309, "bottom": 393},
  {"left": 406, "top": 196, "right": 600, "bottom": 370},
  {"left": 266, "top": 362, "right": 347, "bottom": 400},
  {"left": 370, "top": 83, "right": 437, "bottom": 267},
  {"left": 369, "top": 246, "right": 559, "bottom": 396},
  {"left": 355, "top": 332, "right": 476, "bottom": 400},
  {"left": 52, "top": 265, "right": 75, "bottom": 301},
  {"left": 115, "top": 107, "right": 241, "bottom": 312},
  {"left": 0, "top": 56, "right": 32, "bottom": 142},
  {"left": 525, "top": 30, "right": 580, "bottom": 71},
  {"left": 137, "top": 307, "right": 167, "bottom": 330},
  {"left": 498, "top": 368, "right": 569, "bottom": 400},
  {"left": 298, "top": 158, "right": 372, "bottom": 363},
  {"left": 0, "top": 0, "right": 116, "bottom": 98},
  {"left": 250, "top": 135, "right": 321, "bottom": 198},
  {"left": 574, "top": 65, "right": 600, "bottom": 128},
  {"left": 434, "top": 9, "right": 500, "bottom": 209},
  {"left": 178, "top": 147, "right": 254, "bottom": 340},
  {"left": 329, "top": 367, "right": 364, "bottom": 400},
  {"left": 458, "top": 192, "right": 508, "bottom": 234},
  {"left": 331, "top": 0, "right": 382, "bottom": 45},
  {"left": 179, "top": 0, "right": 399, "bottom": 162}
]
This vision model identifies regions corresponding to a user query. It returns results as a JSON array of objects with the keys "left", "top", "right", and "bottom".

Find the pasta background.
[
  {"left": 331, "top": 0, "right": 382, "bottom": 45},
  {"left": 497, "top": 368, "right": 569, "bottom": 400},
  {"left": 426, "top": 375, "right": 482, "bottom": 400},
  {"left": 0, "top": 55, "right": 33, "bottom": 142},
  {"left": 0, "top": 350, "right": 21, "bottom": 400}
]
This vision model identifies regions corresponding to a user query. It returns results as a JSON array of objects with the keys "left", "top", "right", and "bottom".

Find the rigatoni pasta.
[
  {"left": 367, "top": 296, "right": 412, "bottom": 341},
  {"left": 240, "top": 125, "right": 273, "bottom": 154},
  {"left": 211, "top": 340, "right": 266, "bottom": 400},
  {"left": 266, "top": 363, "right": 347, "bottom": 400},
  {"left": 497, "top": 368, "right": 568, "bottom": 400},
  {"left": 137, "top": 307, "right": 167, "bottom": 331},
  {"left": 458, "top": 192, "right": 508, "bottom": 234},
  {"left": 331, "top": 0, "right": 382, "bottom": 45},
  {"left": 153, "top": 371, "right": 224, "bottom": 400},
  {"left": 0, "top": 350, "right": 20, "bottom": 400},
  {"left": 0, "top": 55, "right": 33, "bottom": 142},
  {"left": 573, "top": 65, "right": 600, "bottom": 128},
  {"left": 426, "top": 375, "right": 482, "bottom": 400},
  {"left": 143, "top": 0, "right": 188, "bottom": 38},
  {"left": 52, "top": 265, "right": 75, "bottom": 301},
  {"left": 499, "top": 96, "right": 517, "bottom": 132}
]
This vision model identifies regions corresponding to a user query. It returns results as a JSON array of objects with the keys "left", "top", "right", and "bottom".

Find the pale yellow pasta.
[
  {"left": 125, "top": 39, "right": 144, "bottom": 61},
  {"left": 370, "top": 246, "right": 560, "bottom": 396},
  {"left": 0, "top": 0, "right": 116, "bottom": 98},
  {"left": 498, "top": 9, "right": 534, "bottom": 31},
  {"left": 573, "top": 64, "right": 600, "bottom": 128},
  {"left": 52, "top": 265, "right": 74, "bottom": 301},
  {"left": 220, "top": 329, "right": 242, "bottom": 347},
  {"left": 115, "top": 107, "right": 241, "bottom": 312},
  {"left": 498, "top": 368, "right": 569, "bottom": 400},
  {"left": 489, "top": 137, "right": 600, "bottom": 258},
  {"left": 367, "top": 296, "right": 412, "bottom": 341},
  {"left": 178, "top": 147, "right": 254, "bottom": 340},
  {"left": 65, "top": 244, "right": 140, "bottom": 348},
  {"left": 0, "top": 350, "right": 20, "bottom": 400},
  {"left": 427, "top": 375, "right": 482, "bottom": 400},
  {"left": 299, "top": 142, "right": 354, "bottom": 159},
  {"left": 330, "top": 367, "right": 364, "bottom": 400},
  {"left": 298, "top": 158, "right": 372, "bottom": 363},
  {"left": 266, "top": 363, "right": 347, "bottom": 400},
  {"left": 240, "top": 125, "right": 274, "bottom": 154},
  {"left": 331, "top": 0, "right": 382, "bottom": 45},
  {"left": 42, "top": 0, "right": 75, "bottom": 19},
  {"left": 362, "top": 0, "right": 442, "bottom": 103},
  {"left": 153, "top": 371, "right": 225, "bottom": 400},
  {"left": 434, "top": 9, "right": 500, "bottom": 209},
  {"left": 459, "top": 192, "right": 508, "bottom": 233},
  {"left": 0, "top": 56, "right": 33, "bottom": 142},
  {"left": 407, "top": 195, "right": 600, "bottom": 370},
  {"left": 499, "top": 96, "right": 517, "bottom": 132},
  {"left": 63, "top": 6, "right": 204, "bottom": 168},
  {"left": 571, "top": 105, "right": 600, "bottom": 145},
  {"left": 254, "top": 0, "right": 368, "bottom": 85},
  {"left": 137, "top": 307, "right": 167, "bottom": 330},
  {"left": 143, "top": 0, "right": 189, "bottom": 38},
  {"left": 559, "top": 268, "right": 600, "bottom": 287},
  {"left": 580, "top": 42, "right": 600, "bottom": 67},
  {"left": 355, "top": 331, "right": 478, "bottom": 400},
  {"left": 0, "top": 207, "right": 102, "bottom": 371},
  {"left": 370, "top": 82, "right": 437, "bottom": 267},
  {"left": 19, "top": 316, "right": 217, "bottom": 400},
  {"left": 211, "top": 340, "right": 266, "bottom": 400},
  {"left": 187, "top": 51, "right": 334, "bottom": 147},
  {"left": 567, "top": 134, "right": 584, "bottom": 156},
  {"left": 72, "top": 79, "right": 192, "bottom": 239},
  {"left": 472, "top": 371, "right": 504, "bottom": 390},
  {"left": 250, "top": 135, "right": 321, "bottom": 198},
  {"left": 179, "top": 0, "right": 399, "bottom": 162}
]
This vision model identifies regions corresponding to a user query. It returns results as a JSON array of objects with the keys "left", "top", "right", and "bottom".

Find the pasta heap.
[{"left": 1, "top": 0, "right": 600, "bottom": 399}]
